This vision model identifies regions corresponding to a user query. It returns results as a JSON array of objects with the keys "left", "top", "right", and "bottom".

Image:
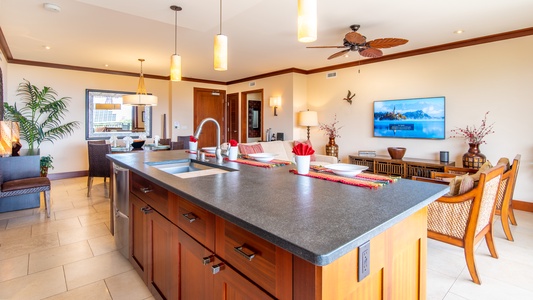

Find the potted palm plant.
[{"left": 3, "top": 79, "right": 80, "bottom": 175}]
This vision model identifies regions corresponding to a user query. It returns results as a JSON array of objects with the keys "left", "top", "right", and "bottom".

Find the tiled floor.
[
  {"left": 0, "top": 177, "right": 153, "bottom": 300},
  {"left": 0, "top": 177, "right": 532, "bottom": 299}
]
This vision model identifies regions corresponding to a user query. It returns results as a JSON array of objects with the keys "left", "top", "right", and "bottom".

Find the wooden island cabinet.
[{"left": 128, "top": 171, "right": 429, "bottom": 299}]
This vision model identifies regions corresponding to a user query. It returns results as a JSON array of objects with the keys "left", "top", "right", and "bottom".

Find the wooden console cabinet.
[{"left": 349, "top": 155, "right": 455, "bottom": 179}]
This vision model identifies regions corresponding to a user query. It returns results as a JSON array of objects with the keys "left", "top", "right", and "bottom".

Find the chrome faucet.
[{"left": 193, "top": 117, "right": 223, "bottom": 163}]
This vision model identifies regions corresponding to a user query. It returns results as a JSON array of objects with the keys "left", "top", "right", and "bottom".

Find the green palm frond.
[{"left": 3, "top": 79, "right": 80, "bottom": 150}]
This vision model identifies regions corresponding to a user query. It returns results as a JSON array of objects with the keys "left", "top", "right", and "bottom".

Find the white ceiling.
[{"left": 1, "top": 0, "right": 532, "bottom": 82}]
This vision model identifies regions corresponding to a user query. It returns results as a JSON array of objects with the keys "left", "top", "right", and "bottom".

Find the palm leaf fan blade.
[
  {"left": 367, "top": 38, "right": 408, "bottom": 49},
  {"left": 328, "top": 49, "right": 350, "bottom": 60},
  {"left": 359, "top": 48, "right": 383, "bottom": 58}
]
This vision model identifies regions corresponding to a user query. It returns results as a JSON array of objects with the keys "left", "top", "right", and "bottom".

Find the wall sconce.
[
  {"left": 298, "top": 110, "right": 318, "bottom": 140},
  {"left": 269, "top": 96, "right": 281, "bottom": 116}
]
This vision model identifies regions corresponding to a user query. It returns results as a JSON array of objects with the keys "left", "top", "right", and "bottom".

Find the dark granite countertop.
[{"left": 107, "top": 150, "right": 448, "bottom": 266}]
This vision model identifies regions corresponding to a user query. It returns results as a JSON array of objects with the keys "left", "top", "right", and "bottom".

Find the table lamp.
[{"left": 298, "top": 110, "right": 318, "bottom": 140}]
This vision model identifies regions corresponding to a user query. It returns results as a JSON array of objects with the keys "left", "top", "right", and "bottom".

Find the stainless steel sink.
[{"left": 146, "top": 160, "right": 235, "bottom": 178}]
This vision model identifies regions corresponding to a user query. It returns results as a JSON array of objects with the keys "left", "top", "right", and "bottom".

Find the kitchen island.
[{"left": 108, "top": 150, "right": 448, "bottom": 299}]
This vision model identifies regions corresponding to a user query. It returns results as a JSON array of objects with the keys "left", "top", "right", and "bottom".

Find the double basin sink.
[{"left": 146, "top": 159, "right": 236, "bottom": 178}]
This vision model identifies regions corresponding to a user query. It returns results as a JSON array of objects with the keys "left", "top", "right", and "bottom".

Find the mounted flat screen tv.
[{"left": 373, "top": 96, "right": 445, "bottom": 139}]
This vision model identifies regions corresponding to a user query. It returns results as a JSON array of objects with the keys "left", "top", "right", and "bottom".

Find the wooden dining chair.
[
  {"left": 87, "top": 142, "right": 112, "bottom": 197},
  {"left": 413, "top": 165, "right": 504, "bottom": 284},
  {"left": 170, "top": 141, "right": 184, "bottom": 150},
  {"left": 430, "top": 155, "right": 521, "bottom": 241},
  {"left": 177, "top": 136, "right": 190, "bottom": 149}
]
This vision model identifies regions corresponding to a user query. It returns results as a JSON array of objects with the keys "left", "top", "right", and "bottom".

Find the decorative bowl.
[
  {"left": 131, "top": 140, "right": 145, "bottom": 149},
  {"left": 326, "top": 164, "right": 368, "bottom": 177},
  {"left": 202, "top": 147, "right": 217, "bottom": 153},
  {"left": 387, "top": 147, "right": 406, "bottom": 160},
  {"left": 248, "top": 153, "right": 278, "bottom": 162}
]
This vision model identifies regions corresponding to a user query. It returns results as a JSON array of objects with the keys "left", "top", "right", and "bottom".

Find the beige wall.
[
  {"left": 4, "top": 64, "right": 224, "bottom": 174},
  {"left": 228, "top": 73, "right": 296, "bottom": 141},
  {"left": 305, "top": 35, "right": 533, "bottom": 203}
]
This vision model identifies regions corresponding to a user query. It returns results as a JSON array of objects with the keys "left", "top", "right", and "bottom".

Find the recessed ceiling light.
[
  {"left": 104, "top": 64, "right": 109, "bottom": 67},
  {"left": 454, "top": 29, "right": 464, "bottom": 34},
  {"left": 43, "top": 46, "right": 51, "bottom": 50},
  {"left": 43, "top": 3, "right": 61, "bottom": 13}
]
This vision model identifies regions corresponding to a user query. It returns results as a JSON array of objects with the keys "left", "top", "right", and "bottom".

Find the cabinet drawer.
[
  {"left": 130, "top": 172, "right": 169, "bottom": 217},
  {"left": 170, "top": 195, "right": 215, "bottom": 251},
  {"left": 215, "top": 218, "right": 292, "bottom": 299}
]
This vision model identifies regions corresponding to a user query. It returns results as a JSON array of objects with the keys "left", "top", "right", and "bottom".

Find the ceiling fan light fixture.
[
  {"left": 297, "top": 0, "right": 317, "bottom": 43},
  {"left": 170, "top": 5, "right": 182, "bottom": 81},
  {"left": 214, "top": 34, "right": 228, "bottom": 71},
  {"left": 214, "top": 0, "right": 228, "bottom": 71},
  {"left": 122, "top": 59, "right": 158, "bottom": 106}
]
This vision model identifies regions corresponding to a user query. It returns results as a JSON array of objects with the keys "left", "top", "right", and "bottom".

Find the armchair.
[{"left": 414, "top": 165, "right": 504, "bottom": 284}]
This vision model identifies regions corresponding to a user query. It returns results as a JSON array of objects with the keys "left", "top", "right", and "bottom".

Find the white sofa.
[{"left": 239, "top": 140, "right": 338, "bottom": 166}]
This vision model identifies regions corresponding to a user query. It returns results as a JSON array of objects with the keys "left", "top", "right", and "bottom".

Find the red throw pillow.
[
  {"left": 238, "top": 144, "right": 264, "bottom": 155},
  {"left": 294, "top": 140, "right": 316, "bottom": 161}
]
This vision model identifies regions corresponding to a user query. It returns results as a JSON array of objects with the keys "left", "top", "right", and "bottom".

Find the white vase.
[
  {"left": 189, "top": 141, "right": 198, "bottom": 152},
  {"left": 295, "top": 155, "right": 311, "bottom": 174},
  {"left": 228, "top": 146, "right": 239, "bottom": 160}
]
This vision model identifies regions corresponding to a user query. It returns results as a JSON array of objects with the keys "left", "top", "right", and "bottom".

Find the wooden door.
[
  {"left": 226, "top": 93, "right": 239, "bottom": 142},
  {"left": 193, "top": 88, "right": 226, "bottom": 149},
  {"left": 177, "top": 228, "right": 214, "bottom": 299},
  {"left": 146, "top": 209, "right": 177, "bottom": 300},
  {"left": 129, "top": 194, "right": 147, "bottom": 282},
  {"left": 240, "top": 89, "right": 263, "bottom": 143}
]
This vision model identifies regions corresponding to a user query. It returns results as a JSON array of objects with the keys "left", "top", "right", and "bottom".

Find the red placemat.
[
  {"left": 290, "top": 168, "right": 399, "bottom": 189},
  {"left": 233, "top": 158, "right": 292, "bottom": 168}
]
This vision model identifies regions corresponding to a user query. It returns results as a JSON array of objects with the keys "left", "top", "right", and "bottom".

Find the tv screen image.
[{"left": 373, "top": 96, "right": 445, "bottom": 139}]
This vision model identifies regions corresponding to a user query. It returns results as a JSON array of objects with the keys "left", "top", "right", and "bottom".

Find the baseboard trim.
[
  {"left": 513, "top": 200, "right": 533, "bottom": 213},
  {"left": 48, "top": 170, "right": 88, "bottom": 181}
]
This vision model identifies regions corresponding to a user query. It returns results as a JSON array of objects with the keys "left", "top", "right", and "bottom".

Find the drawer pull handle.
[
  {"left": 202, "top": 256, "right": 213, "bottom": 265},
  {"left": 140, "top": 187, "right": 153, "bottom": 193},
  {"left": 182, "top": 213, "right": 197, "bottom": 223},
  {"left": 234, "top": 246, "right": 255, "bottom": 261},
  {"left": 212, "top": 263, "right": 224, "bottom": 274},
  {"left": 141, "top": 207, "right": 153, "bottom": 214}
]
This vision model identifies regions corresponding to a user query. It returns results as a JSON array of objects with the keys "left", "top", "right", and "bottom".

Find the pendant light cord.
[
  {"left": 174, "top": 9, "right": 178, "bottom": 54},
  {"left": 219, "top": 0, "right": 222, "bottom": 35}
]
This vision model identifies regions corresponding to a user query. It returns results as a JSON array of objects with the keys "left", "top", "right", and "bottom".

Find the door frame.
[{"left": 240, "top": 89, "right": 264, "bottom": 143}]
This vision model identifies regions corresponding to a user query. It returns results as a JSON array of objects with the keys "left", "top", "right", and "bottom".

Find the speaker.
[
  {"left": 440, "top": 151, "right": 449, "bottom": 163},
  {"left": 276, "top": 132, "right": 284, "bottom": 141}
]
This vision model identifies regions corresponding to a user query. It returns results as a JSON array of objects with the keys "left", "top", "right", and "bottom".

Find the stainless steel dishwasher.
[{"left": 113, "top": 163, "right": 129, "bottom": 259}]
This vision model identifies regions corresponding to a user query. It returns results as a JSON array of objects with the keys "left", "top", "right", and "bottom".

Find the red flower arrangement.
[
  {"left": 229, "top": 139, "right": 238, "bottom": 147},
  {"left": 319, "top": 114, "right": 343, "bottom": 139},
  {"left": 450, "top": 111, "right": 495, "bottom": 144},
  {"left": 189, "top": 135, "right": 198, "bottom": 142}
]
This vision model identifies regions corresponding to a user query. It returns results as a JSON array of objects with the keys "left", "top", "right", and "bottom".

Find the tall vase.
[
  {"left": 462, "top": 143, "right": 486, "bottom": 169},
  {"left": 325, "top": 137, "right": 338, "bottom": 158}
]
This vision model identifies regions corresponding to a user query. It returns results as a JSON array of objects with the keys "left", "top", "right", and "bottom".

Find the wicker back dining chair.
[
  {"left": 87, "top": 142, "right": 112, "bottom": 197},
  {"left": 413, "top": 165, "right": 504, "bottom": 284},
  {"left": 430, "top": 155, "right": 521, "bottom": 241}
]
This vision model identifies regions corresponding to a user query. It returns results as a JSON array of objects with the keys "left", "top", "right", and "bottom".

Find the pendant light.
[
  {"left": 170, "top": 5, "right": 182, "bottom": 81},
  {"left": 214, "top": 0, "right": 228, "bottom": 71},
  {"left": 122, "top": 59, "right": 158, "bottom": 106},
  {"left": 297, "top": 0, "right": 317, "bottom": 43}
]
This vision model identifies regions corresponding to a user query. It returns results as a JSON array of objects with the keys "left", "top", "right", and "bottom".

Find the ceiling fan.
[{"left": 307, "top": 25, "right": 408, "bottom": 60}]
